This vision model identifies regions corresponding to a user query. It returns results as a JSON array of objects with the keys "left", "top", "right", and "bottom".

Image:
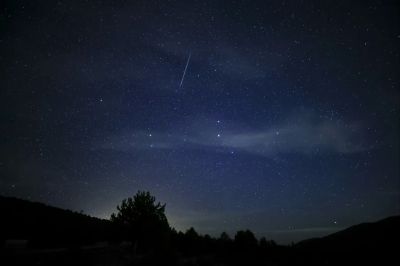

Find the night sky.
[{"left": 1, "top": 0, "right": 399, "bottom": 243}]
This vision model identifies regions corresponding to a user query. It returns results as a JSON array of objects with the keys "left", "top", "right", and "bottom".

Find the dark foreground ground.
[
  {"left": 1, "top": 196, "right": 399, "bottom": 265},
  {"left": 2, "top": 243, "right": 133, "bottom": 266},
  {"left": 1, "top": 238, "right": 398, "bottom": 266}
]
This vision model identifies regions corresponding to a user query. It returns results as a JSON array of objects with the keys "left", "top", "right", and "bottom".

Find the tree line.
[{"left": 109, "top": 191, "right": 283, "bottom": 265}]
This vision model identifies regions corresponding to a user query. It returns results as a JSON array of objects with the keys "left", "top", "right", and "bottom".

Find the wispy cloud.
[
  {"left": 217, "top": 121, "right": 366, "bottom": 155},
  {"left": 97, "top": 113, "right": 369, "bottom": 156}
]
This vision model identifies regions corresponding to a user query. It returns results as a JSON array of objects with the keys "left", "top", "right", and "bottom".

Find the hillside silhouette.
[
  {"left": 293, "top": 216, "right": 399, "bottom": 265},
  {"left": 297, "top": 215, "right": 400, "bottom": 250},
  {"left": 0, "top": 195, "right": 114, "bottom": 248},
  {"left": 1, "top": 194, "right": 399, "bottom": 265}
]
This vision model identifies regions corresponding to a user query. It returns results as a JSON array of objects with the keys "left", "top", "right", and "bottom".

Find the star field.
[{"left": 0, "top": 0, "right": 399, "bottom": 243}]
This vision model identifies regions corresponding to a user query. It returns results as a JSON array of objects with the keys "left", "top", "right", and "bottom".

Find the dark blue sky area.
[{"left": 1, "top": 0, "right": 399, "bottom": 243}]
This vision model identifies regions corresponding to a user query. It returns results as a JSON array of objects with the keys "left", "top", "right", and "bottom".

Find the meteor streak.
[{"left": 179, "top": 52, "right": 191, "bottom": 88}]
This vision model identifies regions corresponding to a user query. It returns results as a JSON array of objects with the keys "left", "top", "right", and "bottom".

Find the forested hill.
[{"left": 0, "top": 195, "right": 113, "bottom": 248}]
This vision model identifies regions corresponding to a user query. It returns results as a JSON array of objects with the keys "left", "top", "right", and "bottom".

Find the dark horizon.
[
  {"left": 1, "top": 0, "right": 399, "bottom": 245},
  {"left": 1, "top": 193, "right": 399, "bottom": 246},
  {"left": 2, "top": 193, "right": 373, "bottom": 245}
]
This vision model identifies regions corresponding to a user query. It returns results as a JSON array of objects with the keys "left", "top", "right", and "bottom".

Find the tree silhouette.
[
  {"left": 110, "top": 191, "right": 170, "bottom": 253},
  {"left": 182, "top": 227, "right": 200, "bottom": 255},
  {"left": 220, "top": 232, "right": 231, "bottom": 241},
  {"left": 260, "top": 237, "right": 277, "bottom": 249},
  {"left": 234, "top": 230, "right": 258, "bottom": 251}
]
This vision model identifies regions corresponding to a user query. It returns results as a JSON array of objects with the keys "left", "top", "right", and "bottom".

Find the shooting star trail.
[{"left": 179, "top": 52, "right": 191, "bottom": 88}]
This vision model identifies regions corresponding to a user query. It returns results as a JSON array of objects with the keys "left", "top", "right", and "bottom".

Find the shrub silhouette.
[{"left": 110, "top": 191, "right": 170, "bottom": 254}]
